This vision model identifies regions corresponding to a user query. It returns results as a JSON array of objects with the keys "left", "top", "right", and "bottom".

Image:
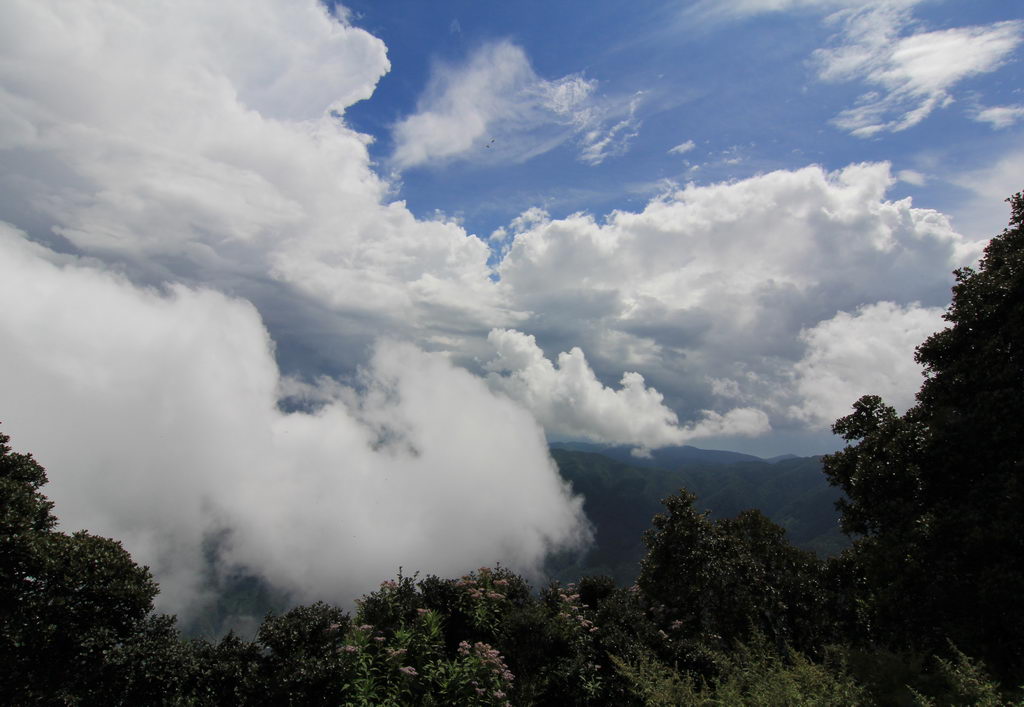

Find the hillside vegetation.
[{"left": 548, "top": 449, "right": 847, "bottom": 586}]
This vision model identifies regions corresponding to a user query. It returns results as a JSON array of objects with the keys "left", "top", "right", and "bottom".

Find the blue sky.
[
  {"left": 0, "top": 0, "right": 1021, "bottom": 614},
  {"left": 340, "top": 0, "right": 1022, "bottom": 246}
]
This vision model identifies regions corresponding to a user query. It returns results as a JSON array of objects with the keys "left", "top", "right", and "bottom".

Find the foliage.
[
  {"left": 910, "top": 643, "right": 1022, "bottom": 707},
  {"left": 823, "top": 193, "right": 1024, "bottom": 677},
  {"left": 3, "top": 420, "right": 1020, "bottom": 705},
  {"left": 0, "top": 428, "right": 183, "bottom": 704},
  {"left": 637, "top": 490, "right": 829, "bottom": 669},
  {"left": 612, "top": 635, "right": 866, "bottom": 706}
]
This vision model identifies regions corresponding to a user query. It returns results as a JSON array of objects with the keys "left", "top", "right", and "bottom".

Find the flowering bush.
[{"left": 325, "top": 572, "right": 519, "bottom": 705}]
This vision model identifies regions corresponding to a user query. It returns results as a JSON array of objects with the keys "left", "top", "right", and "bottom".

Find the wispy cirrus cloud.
[
  {"left": 971, "top": 104, "right": 1024, "bottom": 129},
  {"left": 668, "top": 140, "right": 696, "bottom": 155},
  {"left": 682, "top": 0, "right": 923, "bottom": 25},
  {"left": 390, "top": 40, "right": 641, "bottom": 170},
  {"left": 815, "top": 6, "right": 1024, "bottom": 136}
]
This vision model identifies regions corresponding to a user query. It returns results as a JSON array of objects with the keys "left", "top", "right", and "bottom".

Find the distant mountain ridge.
[
  {"left": 546, "top": 446, "right": 848, "bottom": 587},
  {"left": 549, "top": 441, "right": 765, "bottom": 466}
]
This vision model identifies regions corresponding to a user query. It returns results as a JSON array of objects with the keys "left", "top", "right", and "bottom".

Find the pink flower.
[
  {"left": 399, "top": 666, "right": 418, "bottom": 677},
  {"left": 341, "top": 645, "right": 358, "bottom": 653}
]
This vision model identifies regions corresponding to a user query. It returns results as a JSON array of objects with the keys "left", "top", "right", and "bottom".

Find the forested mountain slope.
[{"left": 547, "top": 449, "right": 847, "bottom": 585}]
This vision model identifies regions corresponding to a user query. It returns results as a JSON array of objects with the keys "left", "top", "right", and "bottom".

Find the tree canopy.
[{"left": 823, "top": 193, "right": 1024, "bottom": 678}]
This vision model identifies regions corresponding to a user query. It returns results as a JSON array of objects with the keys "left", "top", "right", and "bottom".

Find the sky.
[{"left": 0, "top": 0, "right": 1021, "bottom": 618}]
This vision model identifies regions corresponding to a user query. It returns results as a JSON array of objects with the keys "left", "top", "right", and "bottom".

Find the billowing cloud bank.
[
  {"left": 0, "top": 225, "right": 588, "bottom": 616},
  {"left": 485, "top": 329, "right": 769, "bottom": 450},
  {"left": 497, "top": 162, "right": 978, "bottom": 437},
  {"left": 0, "top": 0, "right": 993, "bottom": 616},
  {"left": 789, "top": 301, "right": 946, "bottom": 426}
]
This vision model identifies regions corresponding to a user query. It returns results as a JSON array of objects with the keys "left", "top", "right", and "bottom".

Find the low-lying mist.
[{"left": 0, "top": 225, "right": 590, "bottom": 620}]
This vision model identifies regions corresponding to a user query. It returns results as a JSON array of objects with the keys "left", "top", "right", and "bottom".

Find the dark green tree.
[
  {"left": 637, "top": 490, "right": 827, "bottom": 672},
  {"left": 0, "top": 428, "right": 185, "bottom": 703},
  {"left": 823, "top": 193, "right": 1024, "bottom": 678},
  {"left": 250, "top": 602, "right": 354, "bottom": 705}
]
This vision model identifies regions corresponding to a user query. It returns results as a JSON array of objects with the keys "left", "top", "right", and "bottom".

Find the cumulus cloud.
[
  {"left": 0, "top": 0, "right": 1001, "bottom": 602},
  {"left": 0, "top": 0, "right": 767, "bottom": 481},
  {"left": 788, "top": 301, "right": 946, "bottom": 426},
  {"left": 390, "top": 40, "right": 639, "bottom": 169},
  {"left": 484, "top": 329, "right": 769, "bottom": 450},
  {"left": 815, "top": 7, "right": 1024, "bottom": 136},
  {"left": 0, "top": 224, "right": 588, "bottom": 618},
  {"left": 498, "top": 162, "right": 981, "bottom": 435},
  {"left": 972, "top": 104, "right": 1024, "bottom": 129},
  {"left": 0, "top": 0, "right": 514, "bottom": 351}
]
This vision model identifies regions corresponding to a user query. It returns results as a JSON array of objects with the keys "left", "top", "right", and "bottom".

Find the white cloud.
[
  {"left": 498, "top": 162, "right": 981, "bottom": 434},
  {"left": 0, "top": 224, "right": 588, "bottom": 618},
  {"left": 0, "top": 0, "right": 727, "bottom": 484},
  {"left": 484, "top": 328, "right": 769, "bottom": 450},
  {"left": 972, "top": 104, "right": 1024, "bottom": 129},
  {"left": 578, "top": 93, "right": 643, "bottom": 166},
  {"left": 788, "top": 301, "right": 945, "bottom": 426},
  {"left": 0, "top": 0, "right": 986, "bottom": 449},
  {"left": 0, "top": 0, "right": 999, "bottom": 581},
  {"left": 0, "top": 0, "right": 513, "bottom": 345},
  {"left": 390, "top": 41, "right": 640, "bottom": 169},
  {"left": 668, "top": 140, "right": 696, "bottom": 155},
  {"left": 815, "top": 7, "right": 1024, "bottom": 136},
  {"left": 897, "top": 169, "right": 926, "bottom": 185},
  {"left": 684, "top": 0, "right": 923, "bottom": 24},
  {"left": 950, "top": 147, "right": 1024, "bottom": 241}
]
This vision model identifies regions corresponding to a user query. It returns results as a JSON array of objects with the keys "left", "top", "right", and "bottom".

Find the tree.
[
  {"left": 823, "top": 193, "right": 1024, "bottom": 678},
  {"left": 637, "top": 490, "right": 827, "bottom": 672},
  {"left": 0, "top": 428, "right": 182, "bottom": 702}
]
